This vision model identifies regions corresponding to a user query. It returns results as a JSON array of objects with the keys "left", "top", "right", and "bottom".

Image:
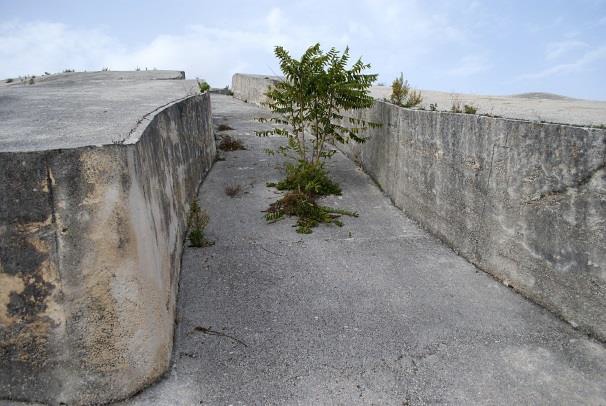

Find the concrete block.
[
  {"left": 231, "top": 73, "right": 280, "bottom": 106},
  {"left": 0, "top": 72, "right": 215, "bottom": 404}
]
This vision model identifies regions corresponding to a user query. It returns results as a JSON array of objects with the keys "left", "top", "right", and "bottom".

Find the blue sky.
[{"left": 2, "top": 0, "right": 606, "bottom": 100}]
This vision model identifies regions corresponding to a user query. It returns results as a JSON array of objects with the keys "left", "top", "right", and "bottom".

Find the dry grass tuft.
[
  {"left": 218, "top": 135, "right": 246, "bottom": 151},
  {"left": 217, "top": 123, "right": 234, "bottom": 131},
  {"left": 224, "top": 184, "right": 242, "bottom": 198}
]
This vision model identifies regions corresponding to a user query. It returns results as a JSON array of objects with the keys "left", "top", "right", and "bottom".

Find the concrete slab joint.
[
  {"left": 0, "top": 71, "right": 216, "bottom": 405},
  {"left": 231, "top": 73, "right": 606, "bottom": 343}
]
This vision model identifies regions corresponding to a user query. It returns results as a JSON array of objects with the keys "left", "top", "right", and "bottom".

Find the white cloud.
[
  {"left": 545, "top": 40, "right": 590, "bottom": 60},
  {"left": 266, "top": 7, "right": 282, "bottom": 34},
  {"left": 0, "top": 11, "right": 348, "bottom": 86},
  {"left": 0, "top": 2, "right": 481, "bottom": 90},
  {"left": 102, "top": 25, "right": 279, "bottom": 85},
  {"left": 447, "top": 55, "right": 491, "bottom": 76},
  {"left": 516, "top": 46, "right": 606, "bottom": 81},
  {"left": 0, "top": 21, "right": 122, "bottom": 75},
  {"left": 362, "top": 0, "right": 465, "bottom": 44}
]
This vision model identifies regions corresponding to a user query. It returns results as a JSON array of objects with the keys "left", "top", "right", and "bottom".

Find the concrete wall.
[
  {"left": 232, "top": 73, "right": 280, "bottom": 105},
  {"left": 0, "top": 94, "right": 215, "bottom": 405},
  {"left": 232, "top": 73, "right": 606, "bottom": 342}
]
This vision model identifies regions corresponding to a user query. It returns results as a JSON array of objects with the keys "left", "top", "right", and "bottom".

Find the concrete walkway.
[{"left": 122, "top": 95, "right": 606, "bottom": 405}]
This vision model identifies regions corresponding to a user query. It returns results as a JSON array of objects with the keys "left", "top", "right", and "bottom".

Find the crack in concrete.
[
  {"left": 45, "top": 157, "right": 59, "bottom": 259},
  {"left": 121, "top": 94, "right": 194, "bottom": 143},
  {"left": 474, "top": 135, "right": 511, "bottom": 247}
]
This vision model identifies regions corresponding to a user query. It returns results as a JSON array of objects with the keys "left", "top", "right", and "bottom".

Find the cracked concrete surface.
[{"left": 111, "top": 95, "right": 605, "bottom": 405}]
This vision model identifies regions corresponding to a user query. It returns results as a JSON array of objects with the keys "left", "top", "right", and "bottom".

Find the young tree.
[
  {"left": 389, "top": 73, "right": 423, "bottom": 108},
  {"left": 257, "top": 43, "right": 380, "bottom": 165},
  {"left": 258, "top": 44, "right": 379, "bottom": 233}
]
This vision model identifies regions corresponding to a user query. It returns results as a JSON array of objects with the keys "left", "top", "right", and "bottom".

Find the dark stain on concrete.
[
  {"left": 7, "top": 275, "right": 54, "bottom": 321},
  {"left": 0, "top": 233, "right": 46, "bottom": 277}
]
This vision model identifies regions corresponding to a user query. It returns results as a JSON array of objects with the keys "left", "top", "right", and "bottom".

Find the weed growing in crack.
[
  {"left": 217, "top": 123, "right": 234, "bottom": 131},
  {"left": 451, "top": 100, "right": 462, "bottom": 113},
  {"left": 463, "top": 104, "right": 478, "bottom": 114},
  {"left": 264, "top": 162, "right": 357, "bottom": 233},
  {"left": 264, "top": 190, "right": 358, "bottom": 234},
  {"left": 218, "top": 135, "right": 246, "bottom": 151},
  {"left": 187, "top": 199, "right": 213, "bottom": 247},
  {"left": 224, "top": 184, "right": 242, "bottom": 198}
]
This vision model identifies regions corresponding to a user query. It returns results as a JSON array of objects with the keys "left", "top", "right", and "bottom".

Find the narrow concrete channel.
[{"left": 121, "top": 95, "right": 606, "bottom": 405}]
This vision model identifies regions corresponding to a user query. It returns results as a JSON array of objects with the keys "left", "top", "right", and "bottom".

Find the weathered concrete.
[
  {"left": 0, "top": 70, "right": 193, "bottom": 152},
  {"left": 232, "top": 73, "right": 606, "bottom": 342},
  {"left": 339, "top": 104, "right": 606, "bottom": 343},
  {"left": 369, "top": 86, "right": 606, "bottom": 127},
  {"left": 231, "top": 73, "right": 281, "bottom": 106},
  {"left": 231, "top": 73, "right": 606, "bottom": 127},
  {"left": 0, "top": 72, "right": 215, "bottom": 405},
  {"left": 115, "top": 95, "right": 606, "bottom": 405}
]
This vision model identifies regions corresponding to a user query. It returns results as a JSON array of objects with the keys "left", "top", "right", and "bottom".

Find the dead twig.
[{"left": 192, "top": 326, "right": 248, "bottom": 347}]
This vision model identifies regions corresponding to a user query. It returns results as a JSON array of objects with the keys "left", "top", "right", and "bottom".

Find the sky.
[{"left": 2, "top": 0, "right": 606, "bottom": 100}]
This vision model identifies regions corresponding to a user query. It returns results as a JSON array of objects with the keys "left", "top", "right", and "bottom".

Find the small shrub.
[
  {"left": 224, "top": 184, "right": 242, "bottom": 197},
  {"left": 450, "top": 95, "right": 471, "bottom": 113},
  {"left": 429, "top": 103, "right": 438, "bottom": 111},
  {"left": 187, "top": 199, "right": 213, "bottom": 247},
  {"left": 464, "top": 104, "right": 478, "bottom": 114},
  {"left": 264, "top": 190, "right": 358, "bottom": 234},
  {"left": 257, "top": 43, "right": 380, "bottom": 165},
  {"left": 217, "top": 123, "right": 234, "bottom": 131},
  {"left": 197, "top": 80, "right": 210, "bottom": 93},
  {"left": 273, "top": 161, "right": 341, "bottom": 196},
  {"left": 390, "top": 73, "right": 423, "bottom": 108},
  {"left": 218, "top": 135, "right": 246, "bottom": 151},
  {"left": 259, "top": 43, "right": 373, "bottom": 234},
  {"left": 28, "top": 77, "right": 35, "bottom": 85}
]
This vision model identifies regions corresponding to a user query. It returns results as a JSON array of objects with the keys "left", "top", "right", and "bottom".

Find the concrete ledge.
[
  {"left": 231, "top": 73, "right": 606, "bottom": 342},
  {"left": 0, "top": 73, "right": 215, "bottom": 404}
]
